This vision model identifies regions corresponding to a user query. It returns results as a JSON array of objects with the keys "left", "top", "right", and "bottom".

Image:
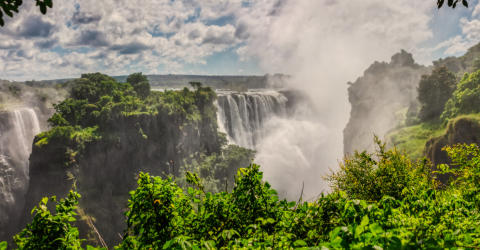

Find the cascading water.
[
  {"left": 216, "top": 89, "right": 331, "bottom": 200},
  {"left": 0, "top": 108, "right": 42, "bottom": 240},
  {"left": 215, "top": 90, "right": 288, "bottom": 149}
]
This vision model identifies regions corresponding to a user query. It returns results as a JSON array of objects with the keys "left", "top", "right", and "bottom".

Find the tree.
[
  {"left": 417, "top": 66, "right": 457, "bottom": 122},
  {"left": 133, "top": 81, "right": 150, "bottom": 99},
  {"left": 189, "top": 81, "right": 203, "bottom": 91},
  {"left": 0, "top": 0, "right": 53, "bottom": 26},
  {"left": 126, "top": 72, "right": 148, "bottom": 86},
  {"left": 441, "top": 70, "right": 480, "bottom": 121}
]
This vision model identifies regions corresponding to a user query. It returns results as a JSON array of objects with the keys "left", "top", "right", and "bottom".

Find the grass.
[
  {"left": 386, "top": 120, "right": 445, "bottom": 161},
  {"left": 386, "top": 113, "right": 480, "bottom": 161}
]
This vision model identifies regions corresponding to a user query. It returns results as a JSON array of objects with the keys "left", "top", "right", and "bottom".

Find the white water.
[
  {"left": 215, "top": 90, "right": 330, "bottom": 200},
  {"left": 215, "top": 90, "right": 288, "bottom": 149},
  {"left": 0, "top": 108, "right": 42, "bottom": 240}
]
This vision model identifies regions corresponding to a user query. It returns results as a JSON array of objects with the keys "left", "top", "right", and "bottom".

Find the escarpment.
[{"left": 20, "top": 73, "right": 222, "bottom": 247}]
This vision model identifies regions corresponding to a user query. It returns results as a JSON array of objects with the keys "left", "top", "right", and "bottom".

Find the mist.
[{"left": 236, "top": 0, "right": 435, "bottom": 200}]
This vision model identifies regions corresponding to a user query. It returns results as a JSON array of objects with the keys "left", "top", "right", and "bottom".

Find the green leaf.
[
  {"left": 42, "top": 197, "right": 48, "bottom": 205},
  {"left": 330, "top": 227, "right": 342, "bottom": 240},
  {"left": 87, "top": 245, "right": 95, "bottom": 250},
  {"left": 44, "top": 0, "right": 53, "bottom": 8},
  {"left": 294, "top": 240, "right": 308, "bottom": 246},
  {"left": 68, "top": 217, "right": 76, "bottom": 222},
  {"left": 51, "top": 196, "right": 56, "bottom": 202},
  {"left": 40, "top": 3, "right": 47, "bottom": 14},
  {"left": 463, "top": 0, "right": 468, "bottom": 7},
  {"left": 0, "top": 241, "right": 7, "bottom": 250},
  {"left": 287, "top": 201, "right": 296, "bottom": 208},
  {"left": 188, "top": 187, "right": 194, "bottom": 196},
  {"left": 266, "top": 218, "right": 275, "bottom": 224},
  {"left": 369, "top": 223, "right": 384, "bottom": 236},
  {"left": 163, "top": 239, "right": 174, "bottom": 249},
  {"left": 360, "top": 215, "right": 369, "bottom": 227}
]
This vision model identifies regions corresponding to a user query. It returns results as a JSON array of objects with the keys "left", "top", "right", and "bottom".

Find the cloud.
[
  {"left": 461, "top": 17, "right": 480, "bottom": 41},
  {"left": 34, "top": 39, "right": 58, "bottom": 49},
  {"left": 0, "top": 42, "right": 22, "bottom": 50},
  {"left": 110, "top": 41, "right": 154, "bottom": 54},
  {"left": 72, "top": 30, "right": 110, "bottom": 47},
  {"left": 16, "top": 16, "right": 55, "bottom": 38},
  {"left": 202, "top": 25, "right": 236, "bottom": 44},
  {"left": 71, "top": 11, "right": 102, "bottom": 25}
]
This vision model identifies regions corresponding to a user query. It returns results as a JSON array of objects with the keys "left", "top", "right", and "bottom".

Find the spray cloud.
[{"left": 235, "top": 0, "right": 434, "bottom": 199}]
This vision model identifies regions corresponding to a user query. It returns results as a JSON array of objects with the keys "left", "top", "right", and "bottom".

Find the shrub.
[
  {"left": 441, "top": 70, "right": 480, "bottom": 121},
  {"left": 323, "top": 136, "right": 436, "bottom": 201}
]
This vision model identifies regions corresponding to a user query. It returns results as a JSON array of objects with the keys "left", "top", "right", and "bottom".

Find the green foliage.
[
  {"left": 126, "top": 72, "right": 148, "bottom": 86},
  {"left": 8, "top": 139, "right": 480, "bottom": 249},
  {"left": 13, "top": 190, "right": 84, "bottom": 249},
  {"left": 133, "top": 81, "right": 151, "bottom": 99},
  {"left": 437, "top": 0, "right": 468, "bottom": 9},
  {"left": 405, "top": 100, "right": 421, "bottom": 127},
  {"left": 386, "top": 120, "right": 445, "bottom": 161},
  {"left": 177, "top": 144, "right": 256, "bottom": 194},
  {"left": 324, "top": 136, "right": 436, "bottom": 201},
  {"left": 0, "top": 0, "right": 53, "bottom": 27},
  {"left": 417, "top": 66, "right": 457, "bottom": 122},
  {"left": 441, "top": 70, "right": 480, "bottom": 121},
  {"left": 189, "top": 82, "right": 203, "bottom": 91}
]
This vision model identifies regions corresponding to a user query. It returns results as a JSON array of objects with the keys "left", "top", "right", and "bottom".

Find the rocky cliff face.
[
  {"left": 20, "top": 107, "right": 221, "bottom": 247},
  {"left": 424, "top": 116, "right": 480, "bottom": 184},
  {"left": 344, "top": 50, "right": 431, "bottom": 154}
]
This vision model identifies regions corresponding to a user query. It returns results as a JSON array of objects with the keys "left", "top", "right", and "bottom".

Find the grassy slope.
[{"left": 386, "top": 114, "right": 480, "bottom": 161}]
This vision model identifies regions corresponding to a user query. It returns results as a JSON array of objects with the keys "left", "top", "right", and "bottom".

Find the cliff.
[
  {"left": 424, "top": 115, "right": 480, "bottom": 184},
  {"left": 343, "top": 50, "right": 431, "bottom": 154},
  {"left": 19, "top": 74, "right": 221, "bottom": 247}
]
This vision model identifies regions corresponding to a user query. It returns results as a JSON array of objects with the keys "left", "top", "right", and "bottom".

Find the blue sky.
[{"left": 0, "top": 0, "right": 479, "bottom": 81}]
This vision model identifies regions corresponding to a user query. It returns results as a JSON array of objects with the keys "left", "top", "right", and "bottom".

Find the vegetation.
[
  {"left": 437, "top": 0, "right": 468, "bottom": 8},
  {"left": 441, "top": 70, "right": 480, "bottom": 123},
  {"left": 3, "top": 138, "right": 480, "bottom": 249},
  {"left": 386, "top": 120, "right": 445, "bottom": 161},
  {"left": 177, "top": 142, "right": 256, "bottom": 194},
  {"left": 416, "top": 66, "right": 457, "bottom": 122},
  {"left": 33, "top": 72, "right": 219, "bottom": 167},
  {"left": 0, "top": 0, "right": 53, "bottom": 26}
]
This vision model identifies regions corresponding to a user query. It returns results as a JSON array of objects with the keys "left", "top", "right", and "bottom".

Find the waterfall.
[
  {"left": 215, "top": 90, "right": 287, "bottom": 149},
  {"left": 0, "top": 108, "right": 42, "bottom": 240}
]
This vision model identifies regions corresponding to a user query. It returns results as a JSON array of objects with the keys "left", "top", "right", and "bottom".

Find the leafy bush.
[
  {"left": 323, "top": 136, "right": 436, "bottom": 201},
  {"left": 441, "top": 70, "right": 480, "bottom": 121},
  {"left": 4, "top": 141, "right": 480, "bottom": 249},
  {"left": 12, "top": 189, "right": 105, "bottom": 250}
]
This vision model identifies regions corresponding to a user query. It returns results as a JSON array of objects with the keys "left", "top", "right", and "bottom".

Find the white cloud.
[{"left": 0, "top": 0, "right": 245, "bottom": 80}]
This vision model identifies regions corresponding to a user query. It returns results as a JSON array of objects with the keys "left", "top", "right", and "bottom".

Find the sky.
[{"left": 0, "top": 0, "right": 478, "bottom": 81}]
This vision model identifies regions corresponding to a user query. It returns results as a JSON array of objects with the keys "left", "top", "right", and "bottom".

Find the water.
[
  {"left": 215, "top": 90, "right": 288, "bottom": 149},
  {"left": 0, "top": 108, "right": 42, "bottom": 240},
  {"left": 215, "top": 90, "right": 331, "bottom": 200}
]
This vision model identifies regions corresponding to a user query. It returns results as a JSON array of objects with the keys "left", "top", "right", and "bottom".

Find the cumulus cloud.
[{"left": 71, "top": 11, "right": 102, "bottom": 25}]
